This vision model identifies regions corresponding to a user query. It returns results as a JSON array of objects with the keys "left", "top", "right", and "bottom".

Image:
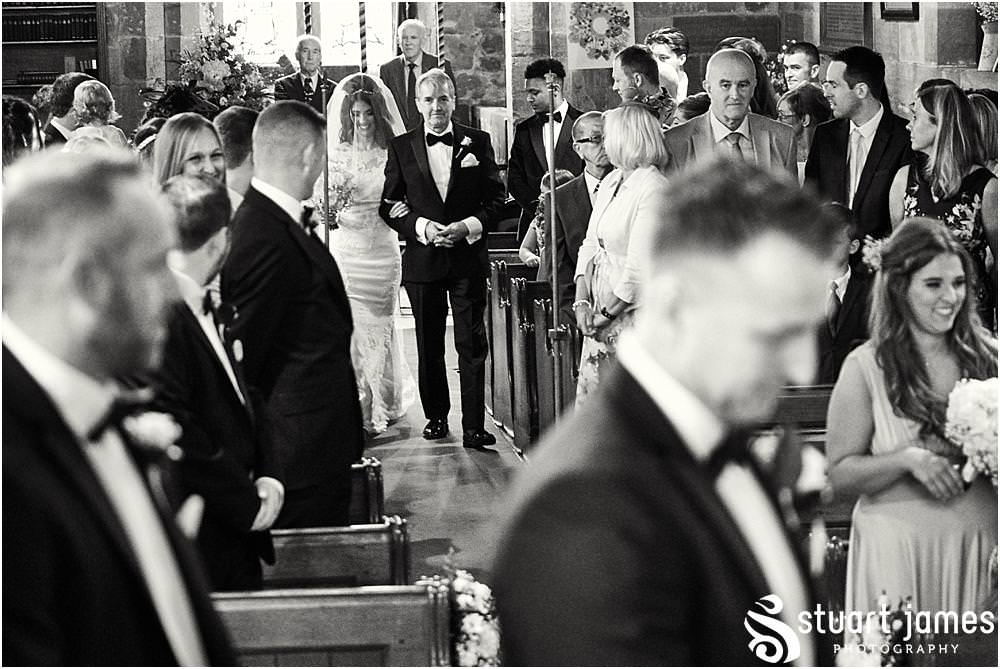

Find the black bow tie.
[
  {"left": 427, "top": 132, "right": 453, "bottom": 147},
  {"left": 537, "top": 110, "right": 562, "bottom": 123},
  {"left": 202, "top": 289, "right": 237, "bottom": 326},
  {"left": 300, "top": 206, "right": 317, "bottom": 231},
  {"left": 705, "top": 432, "right": 752, "bottom": 478}
]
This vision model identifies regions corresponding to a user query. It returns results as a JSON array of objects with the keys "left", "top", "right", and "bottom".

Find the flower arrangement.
[
  {"left": 568, "top": 3, "right": 632, "bottom": 62},
  {"left": 175, "top": 6, "right": 269, "bottom": 114},
  {"left": 860, "top": 235, "right": 888, "bottom": 273},
  {"left": 441, "top": 549, "right": 501, "bottom": 666},
  {"left": 945, "top": 377, "right": 998, "bottom": 488},
  {"left": 836, "top": 594, "right": 913, "bottom": 667},
  {"left": 311, "top": 167, "right": 357, "bottom": 227},
  {"left": 973, "top": 2, "right": 999, "bottom": 23}
]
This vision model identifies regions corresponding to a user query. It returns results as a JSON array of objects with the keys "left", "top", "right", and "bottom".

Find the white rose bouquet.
[
  {"left": 450, "top": 568, "right": 501, "bottom": 666},
  {"left": 945, "top": 377, "right": 998, "bottom": 488}
]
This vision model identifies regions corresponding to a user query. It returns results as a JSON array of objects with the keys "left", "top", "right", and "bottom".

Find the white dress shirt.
[
  {"left": 583, "top": 170, "right": 603, "bottom": 206},
  {"left": 832, "top": 265, "right": 852, "bottom": 302},
  {"left": 709, "top": 112, "right": 757, "bottom": 164},
  {"left": 414, "top": 122, "right": 483, "bottom": 245},
  {"left": 541, "top": 100, "right": 569, "bottom": 158},
  {"left": 2, "top": 315, "right": 208, "bottom": 666},
  {"left": 617, "top": 331, "right": 816, "bottom": 667},
  {"left": 847, "top": 103, "right": 884, "bottom": 207},
  {"left": 227, "top": 186, "right": 244, "bottom": 215},
  {"left": 251, "top": 177, "right": 309, "bottom": 227},
  {"left": 49, "top": 116, "right": 74, "bottom": 140}
]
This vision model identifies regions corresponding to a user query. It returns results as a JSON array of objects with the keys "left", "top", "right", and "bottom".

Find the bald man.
[{"left": 664, "top": 49, "right": 795, "bottom": 176}]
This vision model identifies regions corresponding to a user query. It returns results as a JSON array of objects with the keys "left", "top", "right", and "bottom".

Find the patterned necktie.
[
  {"left": 726, "top": 132, "right": 744, "bottom": 162},
  {"left": 406, "top": 63, "right": 418, "bottom": 124},
  {"left": 826, "top": 281, "right": 842, "bottom": 336},
  {"left": 303, "top": 77, "right": 314, "bottom": 99}
]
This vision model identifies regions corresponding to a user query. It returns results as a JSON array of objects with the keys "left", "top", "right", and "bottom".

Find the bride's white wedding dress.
[{"left": 327, "top": 143, "right": 415, "bottom": 434}]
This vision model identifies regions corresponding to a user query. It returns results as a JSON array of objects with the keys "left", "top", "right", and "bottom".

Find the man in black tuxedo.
[
  {"left": 379, "top": 68, "right": 505, "bottom": 448},
  {"left": 2, "top": 151, "right": 234, "bottom": 664},
  {"left": 152, "top": 174, "right": 284, "bottom": 591},
  {"left": 547, "top": 111, "right": 612, "bottom": 323},
  {"left": 222, "top": 101, "right": 363, "bottom": 528},
  {"left": 495, "top": 160, "right": 840, "bottom": 665},
  {"left": 379, "top": 18, "right": 456, "bottom": 129},
  {"left": 818, "top": 205, "right": 872, "bottom": 384},
  {"left": 40, "top": 71, "right": 92, "bottom": 147},
  {"left": 507, "top": 58, "right": 584, "bottom": 240},
  {"left": 273, "top": 35, "right": 335, "bottom": 115},
  {"left": 806, "top": 46, "right": 913, "bottom": 240}
]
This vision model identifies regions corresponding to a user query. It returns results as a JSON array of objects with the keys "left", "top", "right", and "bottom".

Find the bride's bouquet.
[
  {"left": 311, "top": 168, "right": 356, "bottom": 226},
  {"left": 944, "top": 377, "right": 998, "bottom": 488}
]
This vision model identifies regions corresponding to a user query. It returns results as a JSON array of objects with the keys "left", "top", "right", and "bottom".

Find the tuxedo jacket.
[
  {"left": 379, "top": 122, "right": 505, "bottom": 283},
  {"left": 150, "top": 301, "right": 281, "bottom": 589},
  {"left": 664, "top": 111, "right": 797, "bottom": 176},
  {"left": 273, "top": 72, "right": 337, "bottom": 115},
  {"left": 547, "top": 173, "right": 593, "bottom": 317},
  {"left": 494, "top": 364, "right": 829, "bottom": 666},
  {"left": 42, "top": 120, "right": 67, "bottom": 147},
  {"left": 817, "top": 266, "right": 872, "bottom": 385},
  {"left": 378, "top": 53, "right": 456, "bottom": 129},
  {"left": 2, "top": 347, "right": 235, "bottom": 665},
  {"left": 507, "top": 104, "right": 585, "bottom": 238},
  {"left": 805, "top": 112, "right": 913, "bottom": 239},
  {"left": 221, "top": 187, "right": 363, "bottom": 491}
]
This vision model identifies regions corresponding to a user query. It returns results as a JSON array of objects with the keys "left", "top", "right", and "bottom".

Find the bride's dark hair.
[{"left": 338, "top": 74, "right": 395, "bottom": 148}]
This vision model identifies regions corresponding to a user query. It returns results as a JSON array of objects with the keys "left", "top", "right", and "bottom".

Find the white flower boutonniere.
[
  {"left": 455, "top": 135, "right": 476, "bottom": 164},
  {"left": 122, "top": 412, "right": 184, "bottom": 461}
]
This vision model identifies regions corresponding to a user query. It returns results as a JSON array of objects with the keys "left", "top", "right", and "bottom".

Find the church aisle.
[{"left": 364, "top": 311, "right": 523, "bottom": 584}]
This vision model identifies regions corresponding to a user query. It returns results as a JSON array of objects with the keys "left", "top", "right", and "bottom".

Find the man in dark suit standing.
[
  {"left": 40, "top": 71, "right": 92, "bottom": 147},
  {"left": 546, "top": 111, "right": 612, "bottom": 323},
  {"left": 222, "top": 101, "right": 363, "bottom": 528},
  {"left": 3, "top": 151, "right": 234, "bottom": 665},
  {"left": 380, "top": 68, "right": 505, "bottom": 448},
  {"left": 806, "top": 46, "right": 912, "bottom": 240},
  {"left": 495, "top": 160, "right": 840, "bottom": 665},
  {"left": 508, "top": 58, "right": 584, "bottom": 241},
  {"left": 378, "top": 18, "right": 456, "bottom": 130},
  {"left": 153, "top": 174, "right": 284, "bottom": 591},
  {"left": 273, "top": 35, "right": 335, "bottom": 115}
]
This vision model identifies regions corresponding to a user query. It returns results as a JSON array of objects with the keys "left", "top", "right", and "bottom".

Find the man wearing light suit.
[
  {"left": 664, "top": 49, "right": 796, "bottom": 176},
  {"left": 379, "top": 19, "right": 456, "bottom": 130}
]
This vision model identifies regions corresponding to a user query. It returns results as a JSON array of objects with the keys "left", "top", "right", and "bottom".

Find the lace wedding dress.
[{"left": 326, "top": 143, "right": 415, "bottom": 434}]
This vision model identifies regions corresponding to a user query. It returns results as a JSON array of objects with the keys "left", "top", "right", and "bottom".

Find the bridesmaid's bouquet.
[{"left": 944, "top": 377, "right": 998, "bottom": 488}]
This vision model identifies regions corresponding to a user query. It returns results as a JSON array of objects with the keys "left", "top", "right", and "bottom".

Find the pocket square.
[{"left": 460, "top": 153, "right": 480, "bottom": 168}]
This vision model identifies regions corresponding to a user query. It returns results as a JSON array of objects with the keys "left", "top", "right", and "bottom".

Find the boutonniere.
[
  {"left": 455, "top": 135, "right": 475, "bottom": 162},
  {"left": 122, "top": 412, "right": 184, "bottom": 461}
]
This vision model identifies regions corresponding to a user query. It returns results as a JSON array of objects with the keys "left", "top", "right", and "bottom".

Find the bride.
[{"left": 318, "top": 73, "right": 416, "bottom": 435}]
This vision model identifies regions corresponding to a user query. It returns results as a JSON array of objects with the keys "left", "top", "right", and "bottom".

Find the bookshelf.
[{"left": 1, "top": 2, "right": 107, "bottom": 100}]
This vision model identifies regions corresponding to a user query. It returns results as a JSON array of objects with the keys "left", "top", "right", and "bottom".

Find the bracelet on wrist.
[
  {"left": 572, "top": 300, "right": 591, "bottom": 310},
  {"left": 600, "top": 306, "right": 617, "bottom": 320}
]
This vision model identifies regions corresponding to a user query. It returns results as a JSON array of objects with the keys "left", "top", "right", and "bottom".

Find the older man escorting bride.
[{"left": 318, "top": 73, "right": 415, "bottom": 435}]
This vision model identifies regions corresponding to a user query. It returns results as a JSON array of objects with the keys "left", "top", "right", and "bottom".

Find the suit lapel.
[
  {"left": 408, "top": 128, "right": 444, "bottom": 207},
  {"left": 553, "top": 106, "right": 579, "bottom": 168},
  {"left": 836, "top": 271, "right": 866, "bottom": 333},
  {"left": 528, "top": 118, "right": 547, "bottom": 170},
  {"left": 691, "top": 114, "right": 714, "bottom": 162},
  {"left": 445, "top": 123, "right": 468, "bottom": 203},
  {"left": 748, "top": 114, "right": 773, "bottom": 169},
  {"left": 852, "top": 113, "right": 893, "bottom": 209},
  {"left": 588, "top": 170, "right": 620, "bottom": 227},
  {"left": 830, "top": 121, "right": 850, "bottom": 204}
]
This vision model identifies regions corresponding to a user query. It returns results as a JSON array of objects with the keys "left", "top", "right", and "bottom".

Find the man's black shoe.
[
  {"left": 423, "top": 418, "right": 449, "bottom": 440},
  {"left": 463, "top": 429, "right": 497, "bottom": 450}
]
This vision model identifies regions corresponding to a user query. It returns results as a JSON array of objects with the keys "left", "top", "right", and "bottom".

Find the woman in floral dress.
[{"left": 889, "top": 79, "right": 998, "bottom": 328}]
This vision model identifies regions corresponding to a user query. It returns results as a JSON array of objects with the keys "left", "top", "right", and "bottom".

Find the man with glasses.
[{"left": 545, "top": 111, "right": 612, "bottom": 324}]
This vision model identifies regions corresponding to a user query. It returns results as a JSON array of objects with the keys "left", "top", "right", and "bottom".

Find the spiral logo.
[{"left": 744, "top": 594, "right": 801, "bottom": 664}]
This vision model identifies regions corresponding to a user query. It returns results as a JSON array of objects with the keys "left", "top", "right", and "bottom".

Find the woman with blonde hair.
[
  {"left": 573, "top": 102, "right": 669, "bottom": 401},
  {"left": 889, "top": 79, "right": 998, "bottom": 328},
  {"left": 827, "top": 217, "right": 997, "bottom": 615},
  {"left": 70, "top": 79, "right": 127, "bottom": 147},
  {"left": 152, "top": 112, "right": 226, "bottom": 186}
]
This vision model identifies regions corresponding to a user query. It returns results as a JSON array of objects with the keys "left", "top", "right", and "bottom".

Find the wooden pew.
[
  {"left": 509, "top": 278, "right": 551, "bottom": 453},
  {"left": 214, "top": 580, "right": 451, "bottom": 666},
  {"left": 487, "top": 260, "right": 536, "bottom": 438},
  {"left": 349, "top": 457, "right": 385, "bottom": 525},
  {"left": 532, "top": 297, "right": 557, "bottom": 438},
  {"left": 262, "top": 516, "right": 410, "bottom": 588}
]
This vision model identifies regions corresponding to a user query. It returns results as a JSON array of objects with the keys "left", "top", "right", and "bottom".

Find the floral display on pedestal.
[{"left": 566, "top": 2, "right": 634, "bottom": 69}]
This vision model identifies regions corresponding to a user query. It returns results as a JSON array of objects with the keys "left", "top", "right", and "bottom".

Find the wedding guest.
[
  {"left": 888, "top": 79, "right": 997, "bottom": 328},
  {"left": 670, "top": 92, "right": 710, "bottom": 127},
  {"left": 151, "top": 174, "right": 284, "bottom": 591},
  {"left": 518, "top": 168, "right": 575, "bottom": 278},
  {"left": 507, "top": 58, "right": 583, "bottom": 240},
  {"left": 2, "top": 96, "right": 42, "bottom": 170},
  {"left": 273, "top": 35, "right": 336, "bottom": 115},
  {"left": 496, "top": 159, "right": 839, "bottom": 666},
  {"left": 213, "top": 106, "right": 258, "bottom": 212},
  {"left": 777, "top": 83, "right": 831, "bottom": 182},
  {"left": 806, "top": 46, "right": 912, "bottom": 240},
  {"left": 153, "top": 112, "right": 226, "bottom": 186},
  {"left": 132, "top": 116, "right": 165, "bottom": 174},
  {"left": 644, "top": 27, "right": 689, "bottom": 100},
  {"left": 70, "top": 79, "right": 127, "bottom": 147},
  {"left": 827, "top": 217, "right": 998, "bottom": 614},
  {"left": 817, "top": 203, "right": 871, "bottom": 384},
  {"left": 573, "top": 103, "right": 669, "bottom": 403},
  {"left": 379, "top": 18, "right": 456, "bottom": 129},
  {"left": 40, "top": 71, "right": 92, "bottom": 147},
  {"left": 783, "top": 41, "right": 821, "bottom": 89},
  {"left": 968, "top": 92, "right": 997, "bottom": 174},
  {"left": 222, "top": 101, "right": 364, "bottom": 527},
  {"left": 611, "top": 45, "right": 675, "bottom": 131},
  {"left": 664, "top": 49, "right": 796, "bottom": 175},
  {"left": 31, "top": 83, "right": 53, "bottom": 128},
  {"left": 715, "top": 36, "right": 778, "bottom": 118},
  {"left": 2, "top": 149, "right": 235, "bottom": 665}
]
